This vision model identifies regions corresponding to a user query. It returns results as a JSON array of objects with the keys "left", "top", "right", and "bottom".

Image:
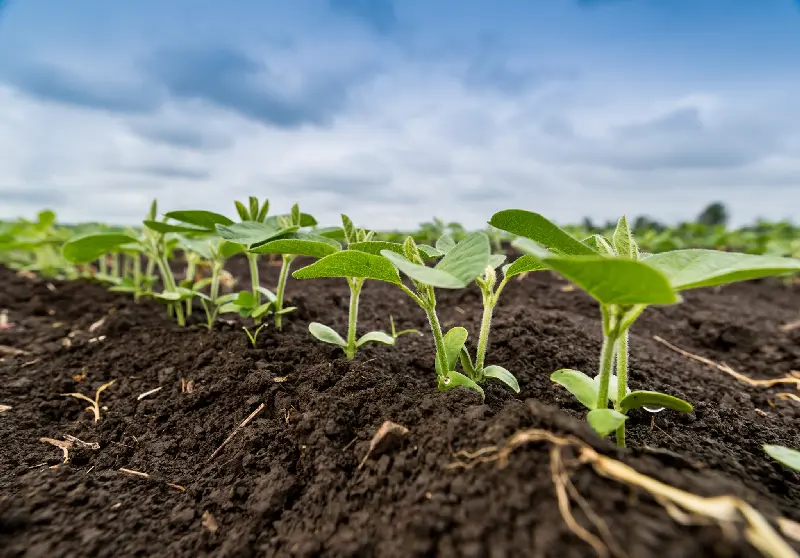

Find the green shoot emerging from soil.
[
  {"left": 242, "top": 323, "right": 268, "bottom": 348},
  {"left": 491, "top": 209, "right": 800, "bottom": 447},
  {"left": 293, "top": 215, "right": 420, "bottom": 359},
  {"left": 763, "top": 444, "right": 800, "bottom": 471}
]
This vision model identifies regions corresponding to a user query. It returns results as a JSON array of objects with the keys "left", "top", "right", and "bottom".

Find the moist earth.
[{"left": 0, "top": 258, "right": 799, "bottom": 558}]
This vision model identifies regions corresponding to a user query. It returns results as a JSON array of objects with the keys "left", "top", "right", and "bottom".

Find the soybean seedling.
[
  {"left": 490, "top": 209, "right": 800, "bottom": 446},
  {"left": 60, "top": 380, "right": 115, "bottom": 423},
  {"left": 292, "top": 214, "right": 420, "bottom": 360},
  {"left": 242, "top": 323, "right": 268, "bottom": 348}
]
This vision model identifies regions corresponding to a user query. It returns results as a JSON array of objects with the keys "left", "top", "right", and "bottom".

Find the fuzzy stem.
[
  {"left": 594, "top": 328, "right": 619, "bottom": 410},
  {"left": 344, "top": 279, "right": 363, "bottom": 360},
  {"left": 474, "top": 293, "right": 494, "bottom": 373},
  {"left": 274, "top": 255, "right": 295, "bottom": 330},
  {"left": 210, "top": 261, "right": 222, "bottom": 302},
  {"left": 246, "top": 253, "right": 261, "bottom": 324},
  {"left": 615, "top": 330, "right": 630, "bottom": 447},
  {"left": 155, "top": 254, "right": 185, "bottom": 327}
]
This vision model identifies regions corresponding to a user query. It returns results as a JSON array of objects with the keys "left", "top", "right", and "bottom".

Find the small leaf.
[
  {"left": 442, "top": 370, "right": 485, "bottom": 400},
  {"left": 290, "top": 203, "right": 301, "bottom": 226},
  {"left": 356, "top": 331, "right": 395, "bottom": 347},
  {"left": 619, "top": 391, "right": 694, "bottom": 413},
  {"left": 341, "top": 214, "right": 357, "bottom": 245},
  {"left": 350, "top": 241, "right": 440, "bottom": 259},
  {"left": 763, "top": 445, "right": 800, "bottom": 472},
  {"left": 256, "top": 199, "right": 270, "bottom": 222},
  {"left": 235, "top": 201, "right": 250, "bottom": 221},
  {"left": 503, "top": 255, "right": 546, "bottom": 279},
  {"left": 251, "top": 302, "right": 274, "bottom": 318},
  {"left": 215, "top": 222, "right": 281, "bottom": 246},
  {"left": 256, "top": 286, "right": 277, "bottom": 301},
  {"left": 62, "top": 233, "right": 139, "bottom": 264},
  {"left": 308, "top": 323, "right": 347, "bottom": 347},
  {"left": 275, "top": 306, "right": 296, "bottom": 315},
  {"left": 164, "top": 210, "right": 233, "bottom": 230},
  {"left": 249, "top": 233, "right": 342, "bottom": 258},
  {"left": 488, "top": 254, "right": 507, "bottom": 269},
  {"left": 551, "top": 369, "right": 598, "bottom": 409},
  {"left": 235, "top": 291, "right": 255, "bottom": 307},
  {"left": 443, "top": 327, "right": 468, "bottom": 372},
  {"left": 643, "top": 249, "right": 800, "bottom": 291},
  {"left": 265, "top": 212, "right": 317, "bottom": 228},
  {"left": 417, "top": 244, "right": 444, "bottom": 257},
  {"left": 536, "top": 256, "right": 680, "bottom": 306},
  {"left": 143, "top": 220, "right": 207, "bottom": 234},
  {"left": 587, "top": 409, "right": 627, "bottom": 437},
  {"left": 434, "top": 232, "right": 491, "bottom": 285},
  {"left": 220, "top": 240, "right": 244, "bottom": 259},
  {"left": 293, "top": 250, "right": 401, "bottom": 284},
  {"left": 583, "top": 234, "right": 615, "bottom": 256},
  {"left": 489, "top": 210, "right": 597, "bottom": 256},
  {"left": 459, "top": 347, "right": 476, "bottom": 378},
  {"left": 435, "top": 234, "right": 456, "bottom": 254},
  {"left": 482, "top": 365, "right": 520, "bottom": 393},
  {"left": 612, "top": 216, "right": 636, "bottom": 259},
  {"left": 381, "top": 250, "right": 467, "bottom": 288},
  {"left": 248, "top": 196, "right": 259, "bottom": 220},
  {"left": 153, "top": 291, "right": 182, "bottom": 301}
]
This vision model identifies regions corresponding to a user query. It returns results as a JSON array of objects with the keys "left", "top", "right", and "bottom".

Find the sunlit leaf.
[
  {"left": 551, "top": 369, "right": 598, "bottom": 409},
  {"left": 488, "top": 254, "right": 507, "bottom": 269},
  {"left": 583, "top": 234, "right": 615, "bottom": 255},
  {"left": 434, "top": 232, "right": 491, "bottom": 284},
  {"left": 490, "top": 209, "right": 597, "bottom": 256},
  {"left": 356, "top": 331, "right": 395, "bottom": 347},
  {"left": 62, "top": 233, "right": 139, "bottom": 264},
  {"left": 292, "top": 250, "right": 401, "bottom": 284},
  {"left": 763, "top": 445, "right": 800, "bottom": 472},
  {"left": 442, "top": 370, "right": 485, "bottom": 400},
  {"left": 443, "top": 327, "right": 468, "bottom": 372},
  {"left": 483, "top": 365, "right": 520, "bottom": 393},
  {"left": 164, "top": 210, "right": 233, "bottom": 230},
  {"left": 215, "top": 222, "right": 282, "bottom": 246},
  {"left": 308, "top": 322, "right": 347, "bottom": 347},
  {"left": 619, "top": 391, "right": 693, "bottom": 413},
  {"left": 381, "top": 250, "right": 466, "bottom": 288},
  {"left": 503, "top": 255, "right": 546, "bottom": 278},
  {"left": 435, "top": 234, "right": 456, "bottom": 254},
  {"left": 249, "top": 233, "right": 342, "bottom": 258},
  {"left": 587, "top": 409, "right": 627, "bottom": 437},
  {"left": 143, "top": 220, "right": 207, "bottom": 235},
  {"left": 350, "top": 241, "right": 440, "bottom": 259}
]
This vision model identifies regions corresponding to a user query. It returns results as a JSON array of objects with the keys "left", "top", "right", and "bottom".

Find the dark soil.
[{"left": 1, "top": 258, "right": 798, "bottom": 558}]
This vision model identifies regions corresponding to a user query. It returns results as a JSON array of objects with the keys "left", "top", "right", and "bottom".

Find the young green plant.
[{"left": 292, "top": 214, "right": 420, "bottom": 359}]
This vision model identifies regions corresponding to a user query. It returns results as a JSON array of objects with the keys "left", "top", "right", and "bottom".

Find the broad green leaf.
[
  {"left": 483, "top": 365, "right": 520, "bottom": 393},
  {"left": 309, "top": 322, "right": 346, "bottom": 346},
  {"left": 164, "top": 210, "right": 233, "bottom": 230},
  {"left": 488, "top": 254, "right": 507, "bottom": 269},
  {"left": 220, "top": 240, "right": 244, "bottom": 259},
  {"left": 443, "top": 327, "right": 468, "bottom": 372},
  {"left": 143, "top": 220, "right": 207, "bottom": 235},
  {"left": 442, "top": 370, "right": 485, "bottom": 400},
  {"left": 489, "top": 210, "right": 597, "bottom": 256},
  {"left": 587, "top": 409, "right": 627, "bottom": 437},
  {"left": 341, "top": 214, "right": 357, "bottom": 245},
  {"left": 251, "top": 302, "right": 274, "bottom": 318},
  {"left": 350, "top": 241, "right": 440, "bottom": 259},
  {"left": 418, "top": 244, "right": 444, "bottom": 257},
  {"left": 643, "top": 249, "right": 800, "bottom": 291},
  {"left": 503, "top": 255, "right": 546, "bottom": 278},
  {"left": 434, "top": 232, "right": 491, "bottom": 285},
  {"left": 216, "top": 222, "right": 282, "bottom": 246},
  {"left": 436, "top": 234, "right": 456, "bottom": 254},
  {"left": 249, "top": 233, "right": 342, "bottom": 258},
  {"left": 551, "top": 369, "right": 598, "bottom": 409},
  {"left": 583, "top": 235, "right": 615, "bottom": 256},
  {"left": 356, "top": 331, "right": 395, "bottom": 347},
  {"left": 215, "top": 293, "right": 239, "bottom": 305},
  {"left": 292, "top": 250, "right": 401, "bottom": 284},
  {"left": 62, "top": 233, "right": 139, "bottom": 264},
  {"left": 256, "top": 286, "right": 277, "bottom": 302},
  {"left": 459, "top": 347, "right": 476, "bottom": 377},
  {"left": 619, "top": 391, "right": 693, "bottom": 413},
  {"left": 612, "top": 216, "right": 636, "bottom": 259},
  {"left": 217, "top": 302, "right": 240, "bottom": 314},
  {"left": 315, "top": 226, "right": 346, "bottom": 242},
  {"left": 236, "top": 291, "right": 255, "bottom": 307},
  {"left": 763, "top": 445, "right": 800, "bottom": 472},
  {"left": 381, "top": 250, "right": 467, "bottom": 288},
  {"left": 37, "top": 209, "right": 56, "bottom": 228},
  {"left": 538, "top": 256, "right": 680, "bottom": 306},
  {"left": 179, "top": 236, "right": 214, "bottom": 260}
]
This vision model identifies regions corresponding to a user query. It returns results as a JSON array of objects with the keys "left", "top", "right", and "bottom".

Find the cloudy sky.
[{"left": 1, "top": 0, "right": 799, "bottom": 229}]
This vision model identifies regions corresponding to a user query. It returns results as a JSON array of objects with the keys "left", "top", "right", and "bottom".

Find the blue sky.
[{"left": 1, "top": 0, "right": 799, "bottom": 228}]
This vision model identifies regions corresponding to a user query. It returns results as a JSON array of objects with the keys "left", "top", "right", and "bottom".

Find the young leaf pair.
[
  {"left": 490, "top": 209, "right": 800, "bottom": 447},
  {"left": 293, "top": 215, "right": 420, "bottom": 360}
]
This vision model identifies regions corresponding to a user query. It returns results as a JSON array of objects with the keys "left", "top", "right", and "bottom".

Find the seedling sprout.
[{"left": 60, "top": 380, "right": 115, "bottom": 423}]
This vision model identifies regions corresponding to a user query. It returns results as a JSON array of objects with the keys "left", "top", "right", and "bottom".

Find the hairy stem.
[
  {"left": 614, "top": 330, "right": 630, "bottom": 447},
  {"left": 594, "top": 328, "right": 619, "bottom": 410},
  {"left": 155, "top": 254, "right": 184, "bottom": 327},
  {"left": 474, "top": 293, "right": 494, "bottom": 373},
  {"left": 210, "top": 261, "right": 222, "bottom": 302},
  {"left": 246, "top": 253, "right": 261, "bottom": 324},
  {"left": 274, "top": 255, "right": 295, "bottom": 330},
  {"left": 344, "top": 279, "right": 363, "bottom": 360}
]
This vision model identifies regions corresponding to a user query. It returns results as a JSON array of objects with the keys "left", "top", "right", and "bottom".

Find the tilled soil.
[{"left": 0, "top": 259, "right": 799, "bottom": 558}]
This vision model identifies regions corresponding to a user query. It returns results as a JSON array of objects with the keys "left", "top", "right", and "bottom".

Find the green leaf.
[
  {"left": 256, "top": 286, "right": 277, "bottom": 302},
  {"left": 249, "top": 233, "right": 342, "bottom": 258},
  {"left": 381, "top": 250, "right": 467, "bottom": 288},
  {"left": 443, "top": 327, "right": 468, "bottom": 373},
  {"left": 315, "top": 226, "right": 346, "bottom": 242},
  {"left": 612, "top": 216, "right": 637, "bottom": 259},
  {"left": 292, "top": 250, "right": 401, "bottom": 284},
  {"left": 164, "top": 210, "right": 234, "bottom": 230},
  {"left": 215, "top": 222, "right": 282, "bottom": 246},
  {"left": 235, "top": 291, "right": 255, "bottom": 308},
  {"left": 251, "top": 302, "right": 274, "bottom": 318},
  {"left": 551, "top": 369, "right": 598, "bottom": 410},
  {"left": 459, "top": 347, "right": 476, "bottom": 378},
  {"left": 488, "top": 254, "right": 507, "bottom": 269},
  {"left": 619, "top": 391, "right": 694, "bottom": 413},
  {"left": 483, "top": 365, "right": 520, "bottom": 393},
  {"left": 235, "top": 201, "right": 250, "bottom": 221},
  {"left": 143, "top": 220, "right": 207, "bottom": 234},
  {"left": 220, "top": 240, "right": 244, "bottom": 259},
  {"left": 583, "top": 234, "right": 615, "bottom": 256},
  {"left": 763, "top": 445, "right": 800, "bottom": 472},
  {"left": 356, "top": 331, "right": 395, "bottom": 347},
  {"left": 587, "top": 409, "right": 627, "bottom": 437},
  {"left": 308, "top": 322, "right": 347, "bottom": 347},
  {"left": 153, "top": 291, "right": 182, "bottom": 301},
  {"left": 489, "top": 210, "right": 597, "bottom": 256},
  {"left": 276, "top": 306, "right": 296, "bottom": 315},
  {"left": 434, "top": 232, "right": 491, "bottom": 284},
  {"left": 350, "top": 241, "right": 440, "bottom": 259},
  {"left": 265, "top": 212, "right": 317, "bottom": 229},
  {"left": 417, "top": 244, "right": 444, "bottom": 257},
  {"left": 597, "top": 374, "right": 630, "bottom": 404},
  {"left": 503, "top": 255, "right": 546, "bottom": 278},
  {"left": 341, "top": 214, "right": 357, "bottom": 245},
  {"left": 537, "top": 256, "right": 680, "bottom": 306},
  {"left": 643, "top": 249, "right": 800, "bottom": 291},
  {"left": 442, "top": 370, "right": 485, "bottom": 400},
  {"left": 290, "top": 203, "right": 301, "bottom": 226},
  {"left": 256, "top": 200, "right": 270, "bottom": 222},
  {"left": 248, "top": 197, "right": 259, "bottom": 220},
  {"left": 436, "top": 234, "right": 455, "bottom": 254},
  {"left": 62, "top": 233, "right": 139, "bottom": 264},
  {"left": 37, "top": 210, "right": 56, "bottom": 227}
]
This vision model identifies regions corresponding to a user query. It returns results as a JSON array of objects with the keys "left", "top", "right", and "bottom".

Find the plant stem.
[
  {"left": 594, "top": 328, "right": 619, "bottom": 410},
  {"left": 274, "top": 254, "right": 295, "bottom": 330},
  {"left": 615, "top": 330, "right": 630, "bottom": 447},
  {"left": 210, "top": 261, "right": 222, "bottom": 302},
  {"left": 155, "top": 254, "right": 185, "bottom": 327},
  {"left": 99, "top": 255, "right": 108, "bottom": 277},
  {"left": 133, "top": 254, "right": 142, "bottom": 301},
  {"left": 110, "top": 253, "right": 119, "bottom": 278},
  {"left": 344, "top": 279, "right": 363, "bottom": 360},
  {"left": 474, "top": 294, "right": 494, "bottom": 373},
  {"left": 247, "top": 252, "right": 261, "bottom": 318}
]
